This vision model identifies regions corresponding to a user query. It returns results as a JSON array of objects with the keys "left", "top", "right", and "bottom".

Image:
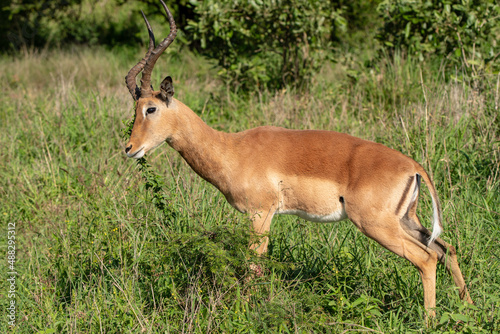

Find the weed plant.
[{"left": 0, "top": 47, "right": 499, "bottom": 333}]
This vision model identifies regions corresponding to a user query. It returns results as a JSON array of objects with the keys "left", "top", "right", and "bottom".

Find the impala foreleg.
[{"left": 249, "top": 209, "right": 274, "bottom": 255}]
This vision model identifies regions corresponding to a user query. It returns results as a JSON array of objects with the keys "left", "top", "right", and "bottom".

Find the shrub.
[
  {"left": 2, "top": 0, "right": 179, "bottom": 51},
  {"left": 377, "top": 0, "right": 500, "bottom": 72},
  {"left": 187, "top": 0, "right": 345, "bottom": 91}
]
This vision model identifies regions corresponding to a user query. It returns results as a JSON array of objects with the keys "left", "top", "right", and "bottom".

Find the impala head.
[{"left": 124, "top": 0, "right": 177, "bottom": 159}]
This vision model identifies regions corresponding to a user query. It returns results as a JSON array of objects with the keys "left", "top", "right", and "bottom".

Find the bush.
[
  {"left": 1, "top": 0, "right": 193, "bottom": 52},
  {"left": 187, "top": 0, "right": 346, "bottom": 91},
  {"left": 377, "top": 0, "right": 500, "bottom": 72},
  {"left": 2, "top": 0, "right": 79, "bottom": 51}
]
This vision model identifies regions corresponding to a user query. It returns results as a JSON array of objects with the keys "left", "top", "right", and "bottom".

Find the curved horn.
[
  {"left": 140, "top": 0, "right": 177, "bottom": 98},
  {"left": 125, "top": 10, "right": 155, "bottom": 101}
]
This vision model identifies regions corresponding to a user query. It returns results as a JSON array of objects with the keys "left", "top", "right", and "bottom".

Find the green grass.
[{"left": 0, "top": 47, "right": 499, "bottom": 333}]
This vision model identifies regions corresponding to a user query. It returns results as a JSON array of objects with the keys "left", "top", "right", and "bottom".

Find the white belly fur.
[
  {"left": 276, "top": 208, "right": 348, "bottom": 222},
  {"left": 267, "top": 172, "right": 348, "bottom": 222}
]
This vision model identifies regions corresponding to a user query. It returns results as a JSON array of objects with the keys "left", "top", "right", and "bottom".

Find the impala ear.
[{"left": 160, "top": 76, "right": 174, "bottom": 105}]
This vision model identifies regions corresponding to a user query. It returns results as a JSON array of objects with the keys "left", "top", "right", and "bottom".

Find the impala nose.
[{"left": 125, "top": 145, "right": 132, "bottom": 154}]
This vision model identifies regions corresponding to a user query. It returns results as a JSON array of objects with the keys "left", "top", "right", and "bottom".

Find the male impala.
[{"left": 124, "top": 0, "right": 472, "bottom": 316}]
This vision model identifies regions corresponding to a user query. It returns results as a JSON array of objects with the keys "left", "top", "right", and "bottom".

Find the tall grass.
[{"left": 0, "top": 47, "right": 499, "bottom": 333}]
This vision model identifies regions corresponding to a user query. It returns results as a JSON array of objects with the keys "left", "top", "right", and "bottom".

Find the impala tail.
[{"left": 415, "top": 171, "right": 443, "bottom": 245}]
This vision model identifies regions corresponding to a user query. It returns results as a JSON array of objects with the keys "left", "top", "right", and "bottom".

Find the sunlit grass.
[{"left": 0, "top": 46, "right": 499, "bottom": 333}]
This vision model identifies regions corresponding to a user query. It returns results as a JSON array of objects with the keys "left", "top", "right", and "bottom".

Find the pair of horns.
[{"left": 125, "top": 0, "right": 177, "bottom": 101}]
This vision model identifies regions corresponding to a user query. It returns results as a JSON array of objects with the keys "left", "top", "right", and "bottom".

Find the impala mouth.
[{"left": 127, "top": 147, "right": 146, "bottom": 159}]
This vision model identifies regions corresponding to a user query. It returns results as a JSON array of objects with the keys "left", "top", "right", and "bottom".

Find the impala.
[{"left": 124, "top": 0, "right": 473, "bottom": 316}]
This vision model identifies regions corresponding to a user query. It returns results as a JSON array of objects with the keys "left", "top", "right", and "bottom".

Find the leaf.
[
  {"left": 405, "top": 22, "right": 411, "bottom": 39},
  {"left": 467, "top": 59, "right": 482, "bottom": 66},
  {"left": 439, "top": 313, "right": 450, "bottom": 324},
  {"left": 351, "top": 296, "right": 368, "bottom": 307},
  {"left": 452, "top": 4, "right": 466, "bottom": 12},
  {"left": 37, "top": 330, "right": 56, "bottom": 334},
  {"left": 451, "top": 313, "right": 472, "bottom": 323}
]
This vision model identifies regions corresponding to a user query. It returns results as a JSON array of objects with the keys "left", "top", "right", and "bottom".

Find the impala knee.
[
  {"left": 432, "top": 240, "right": 458, "bottom": 265},
  {"left": 447, "top": 244, "right": 457, "bottom": 256}
]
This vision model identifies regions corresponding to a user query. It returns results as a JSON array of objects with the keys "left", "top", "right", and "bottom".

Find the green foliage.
[
  {"left": 2, "top": 0, "right": 81, "bottom": 51},
  {"left": 137, "top": 157, "right": 178, "bottom": 222},
  {"left": 377, "top": 0, "right": 500, "bottom": 71},
  {"left": 187, "top": 0, "right": 344, "bottom": 91},
  {"left": 1, "top": 0, "right": 174, "bottom": 51},
  {"left": 43, "top": 0, "right": 142, "bottom": 47},
  {"left": 327, "top": 0, "right": 384, "bottom": 47},
  {"left": 5, "top": 0, "right": 498, "bottom": 93},
  {"left": 122, "top": 109, "right": 177, "bottom": 221}
]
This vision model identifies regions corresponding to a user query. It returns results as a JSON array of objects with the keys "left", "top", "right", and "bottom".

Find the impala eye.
[{"left": 146, "top": 107, "right": 156, "bottom": 114}]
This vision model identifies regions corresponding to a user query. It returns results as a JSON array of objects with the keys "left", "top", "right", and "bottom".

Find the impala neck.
[{"left": 167, "top": 99, "right": 232, "bottom": 193}]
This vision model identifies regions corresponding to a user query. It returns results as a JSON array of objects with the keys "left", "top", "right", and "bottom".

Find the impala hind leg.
[
  {"left": 350, "top": 215, "right": 439, "bottom": 316},
  {"left": 400, "top": 215, "right": 473, "bottom": 304},
  {"left": 432, "top": 238, "right": 473, "bottom": 303}
]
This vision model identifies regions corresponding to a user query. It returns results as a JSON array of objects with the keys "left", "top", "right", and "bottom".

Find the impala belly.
[
  {"left": 277, "top": 208, "right": 347, "bottom": 222},
  {"left": 268, "top": 173, "right": 348, "bottom": 222}
]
